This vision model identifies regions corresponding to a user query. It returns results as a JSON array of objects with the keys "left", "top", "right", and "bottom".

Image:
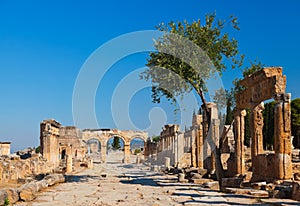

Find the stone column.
[
  {"left": 201, "top": 103, "right": 218, "bottom": 172},
  {"left": 274, "top": 93, "right": 293, "bottom": 179},
  {"left": 250, "top": 102, "right": 264, "bottom": 161},
  {"left": 66, "top": 145, "right": 73, "bottom": 173},
  {"left": 174, "top": 132, "right": 178, "bottom": 165},
  {"left": 211, "top": 119, "right": 220, "bottom": 172},
  {"left": 233, "top": 109, "right": 246, "bottom": 174},
  {"left": 124, "top": 144, "right": 131, "bottom": 163},
  {"left": 191, "top": 129, "right": 197, "bottom": 167},
  {"left": 197, "top": 124, "right": 204, "bottom": 168},
  {"left": 66, "top": 155, "right": 72, "bottom": 173},
  {"left": 101, "top": 145, "right": 107, "bottom": 163}
]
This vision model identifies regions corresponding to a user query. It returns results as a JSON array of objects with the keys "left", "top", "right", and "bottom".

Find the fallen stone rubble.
[
  {"left": 0, "top": 174, "right": 65, "bottom": 204},
  {"left": 161, "top": 165, "right": 300, "bottom": 201}
]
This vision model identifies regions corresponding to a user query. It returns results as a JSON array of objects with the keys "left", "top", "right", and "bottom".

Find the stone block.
[
  {"left": 262, "top": 183, "right": 276, "bottom": 191},
  {"left": 19, "top": 182, "right": 38, "bottom": 201},
  {"left": 191, "top": 173, "right": 202, "bottom": 180},
  {"left": 292, "top": 181, "right": 300, "bottom": 201},
  {"left": 222, "top": 188, "right": 269, "bottom": 198},
  {"left": 36, "top": 180, "right": 49, "bottom": 191},
  {"left": 250, "top": 181, "right": 266, "bottom": 190},
  {"left": 198, "top": 168, "right": 208, "bottom": 176},
  {"left": 44, "top": 174, "right": 65, "bottom": 186},
  {"left": 0, "top": 190, "right": 8, "bottom": 205},
  {"left": 203, "top": 181, "right": 219, "bottom": 190},
  {"left": 178, "top": 173, "right": 188, "bottom": 183},
  {"left": 192, "top": 178, "right": 213, "bottom": 184},
  {"left": 5, "top": 188, "right": 19, "bottom": 204},
  {"left": 269, "top": 185, "right": 292, "bottom": 199},
  {"left": 294, "top": 173, "right": 300, "bottom": 181},
  {"left": 221, "top": 177, "right": 244, "bottom": 188}
]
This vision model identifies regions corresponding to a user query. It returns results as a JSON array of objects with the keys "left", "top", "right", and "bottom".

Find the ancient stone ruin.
[
  {"left": 40, "top": 119, "right": 148, "bottom": 172},
  {"left": 234, "top": 67, "right": 292, "bottom": 181},
  {"left": 0, "top": 67, "right": 299, "bottom": 204},
  {"left": 145, "top": 67, "right": 300, "bottom": 201}
]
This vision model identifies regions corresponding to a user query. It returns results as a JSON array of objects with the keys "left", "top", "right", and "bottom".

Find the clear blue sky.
[{"left": 0, "top": 0, "right": 299, "bottom": 151}]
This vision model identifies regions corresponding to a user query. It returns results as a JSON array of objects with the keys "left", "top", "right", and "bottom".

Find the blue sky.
[{"left": 0, "top": 0, "right": 299, "bottom": 151}]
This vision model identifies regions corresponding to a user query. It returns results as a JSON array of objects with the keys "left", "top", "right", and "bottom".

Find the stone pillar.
[
  {"left": 250, "top": 102, "right": 264, "bottom": 162},
  {"left": 191, "top": 129, "right": 197, "bottom": 167},
  {"left": 233, "top": 109, "right": 246, "bottom": 174},
  {"left": 66, "top": 145, "right": 73, "bottom": 173},
  {"left": 165, "top": 157, "right": 170, "bottom": 168},
  {"left": 124, "top": 144, "right": 130, "bottom": 163},
  {"left": 201, "top": 103, "right": 218, "bottom": 172},
  {"left": 66, "top": 154, "right": 72, "bottom": 173},
  {"left": 197, "top": 123, "right": 204, "bottom": 168},
  {"left": 211, "top": 119, "right": 220, "bottom": 172},
  {"left": 274, "top": 94, "right": 293, "bottom": 179},
  {"left": 101, "top": 145, "right": 107, "bottom": 163},
  {"left": 174, "top": 132, "right": 178, "bottom": 165}
]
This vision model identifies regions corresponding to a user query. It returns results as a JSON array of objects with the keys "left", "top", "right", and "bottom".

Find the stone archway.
[
  {"left": 82, "top": 129, "right": 148, "bottom": 164},
  {"left": 105, "top": 135, "right": 126, "bottom": 163},
  {"left": 129, "top": 136, "right": 146, "bottom": 163},
  {"left": 86, "top": 138, "right": 102, "bottom": 162},
  {"left": 233, "top": 67, "right": 292, "bottom": 181}
]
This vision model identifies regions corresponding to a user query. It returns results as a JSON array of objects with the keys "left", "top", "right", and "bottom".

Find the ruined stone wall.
[
  {"left": 59, "top": 126, "right": 86, "bottom": 160},
  {"left": 0, "top": 154, "right": 52, "bottom": 184}
]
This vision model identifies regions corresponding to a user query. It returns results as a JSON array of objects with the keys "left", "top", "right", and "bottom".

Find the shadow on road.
[{"left": 64, "top": 174, "right": 101, "bottom": 183}]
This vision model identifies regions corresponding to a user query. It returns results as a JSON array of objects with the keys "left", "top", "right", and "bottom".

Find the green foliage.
[
  {"left": 152, "top": 135, "right": 160, "bottom": 142},
  {"left": 112, "top": 137, "right": 121, "bottom": 150},
  {"left": 4, "top": 198, "right": 9, "bottom": 206},
  {"left": 225, "top": 103, "right": 233, "bottom": 125},
  {"left": 141, "top": 13, "right": 244, "bottom": 105},
  {"left": 292, "top": 98, "right": 300, "bottom": 148},
  {"left": 35, "top": 146, "right": 41, "bottom": 154},
  {"left": 134, "top": 148, "right": 141, "bottom": 155},
  {"left": 242, "top": 61, "right": 265, "bottom": 77},
  {"left": 213, "top": 88, "right": 227, "bottom": 110}
]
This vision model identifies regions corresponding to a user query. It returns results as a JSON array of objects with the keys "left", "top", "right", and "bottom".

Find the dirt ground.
[{"left": 14, "top": 151, "right": 300, "bottom": 206}]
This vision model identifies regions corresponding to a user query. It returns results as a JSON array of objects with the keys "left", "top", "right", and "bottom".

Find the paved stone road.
[{"left": 14, "top": 153, "right": 300, "bottom": 206}]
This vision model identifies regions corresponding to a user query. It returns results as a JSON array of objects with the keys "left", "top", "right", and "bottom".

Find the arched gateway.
[
  {"left": 40, "top": 120, "right": 148, "bottom": 168},
  {"left": 82, "top": 129, "right": 148, "bottom": 163}
]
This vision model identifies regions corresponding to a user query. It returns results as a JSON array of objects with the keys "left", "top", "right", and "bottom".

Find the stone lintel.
[{"left": 236, "top": 67, "right": 286, "bottom": 109}]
